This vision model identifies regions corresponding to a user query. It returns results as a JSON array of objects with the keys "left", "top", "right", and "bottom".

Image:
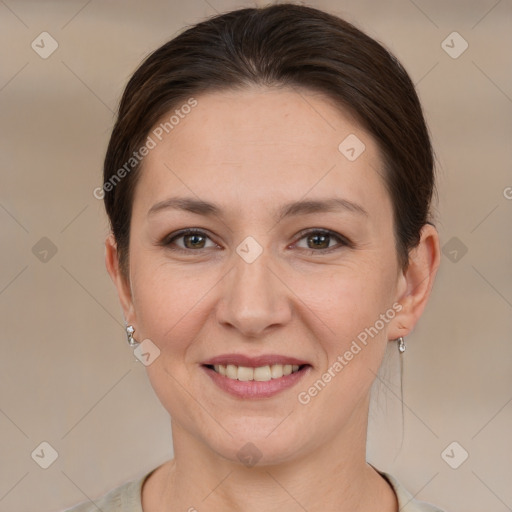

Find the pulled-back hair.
[{"left": 103, "top": 3, "right": 435, "bottom": 276}]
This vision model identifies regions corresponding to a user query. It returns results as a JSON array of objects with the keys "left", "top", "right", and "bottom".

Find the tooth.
[
  {"left": 237, "top": 366, "right": 254, "bottom": 381},
  {"left": 270, "top": 364, "right": 284, "bottom": 379},
  {"left": 226, "top": 364, "right": 238, "bottom": 379},
  {"left": 213, "top": 363, "right": 303, "bottom": 380},
  {"left": 254, "top": 365, "right": 272, "bottom": 381}
]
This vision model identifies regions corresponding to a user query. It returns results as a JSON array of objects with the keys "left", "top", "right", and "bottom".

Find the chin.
[{"left": 205, "top": 422, "right": 314, "bottom": 468}]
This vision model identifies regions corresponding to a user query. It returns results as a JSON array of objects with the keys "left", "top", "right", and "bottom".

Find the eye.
[
  {"left": 161, "top": 227, "right": 351, "bottom": 254},
  {"left": 293, "top": 229, "right": 350, "bottom": 253},
  {"left": 162, "top": 228, "right": 218, "bottom": 252}
]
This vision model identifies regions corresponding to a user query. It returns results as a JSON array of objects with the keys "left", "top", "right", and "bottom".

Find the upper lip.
[{"left": 202, "top": 353, "right": 311, "bottom": 368}]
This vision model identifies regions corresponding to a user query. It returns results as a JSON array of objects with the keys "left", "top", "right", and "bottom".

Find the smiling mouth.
[{"left": 203, "top": 363, "right": 310, "bottom": 382}]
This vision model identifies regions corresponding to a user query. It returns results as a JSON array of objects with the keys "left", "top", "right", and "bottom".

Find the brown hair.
[{"left": 103, "top": 3, "right": 435, "bottom": 277}]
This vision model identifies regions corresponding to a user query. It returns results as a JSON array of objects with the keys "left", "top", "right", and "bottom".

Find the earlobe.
[
  {"left": 104, "top": 234, "right": 135, "bottom": 325},
  {"left": 387, "top": 224, "right": 441, "bottom": 341}
]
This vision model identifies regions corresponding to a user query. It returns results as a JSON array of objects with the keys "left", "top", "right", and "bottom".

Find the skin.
[{"left": 105, "top": 86, "right": 440, "bottom": 512}]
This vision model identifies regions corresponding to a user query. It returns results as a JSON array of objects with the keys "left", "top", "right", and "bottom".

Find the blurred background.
[{"left": 1, "top": 0, "right": 511, "bottom": 510}]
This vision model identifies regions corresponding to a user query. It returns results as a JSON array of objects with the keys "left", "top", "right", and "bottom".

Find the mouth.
[
  {"left": 200, "top": 361, "right": 312, "bottom": 399},
  {"left": 202, "top": 363, "right": 310, "bottom": 382}
]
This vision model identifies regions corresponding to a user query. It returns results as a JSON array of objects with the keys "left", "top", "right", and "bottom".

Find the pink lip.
[
  {"left": 202, "top": 364, "right": 312, "bottom": 399},
  {"left": 201, "top": 353, "right": 311, "bottom": 368}
]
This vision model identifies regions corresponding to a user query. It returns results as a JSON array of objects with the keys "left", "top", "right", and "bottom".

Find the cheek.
[
  {"left": 295, "top": 259, "right": 396, "bottom": 340},
  {"left": 293, "top": 270, "right": 394, "bottom": 406},
  {"left": 129, "top": 259, "right": 215, "bottom": 353},
  {"left": 129, "top": 262, "right": 215, "bottom": 420},
  {"left": 295, "top": 267, "right": 397, "bottom": 406}
]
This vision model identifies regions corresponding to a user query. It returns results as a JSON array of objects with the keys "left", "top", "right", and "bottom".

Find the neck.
[{"left": 145, "top": 396, "right": 397, "bottom": 512}]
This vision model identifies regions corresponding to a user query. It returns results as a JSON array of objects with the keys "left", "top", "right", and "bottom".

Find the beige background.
[{"left": 1, "top": 0, "right": 511, "bottom": 510}]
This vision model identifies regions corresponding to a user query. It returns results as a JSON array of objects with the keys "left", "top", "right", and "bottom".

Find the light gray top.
[{"left": 63, "top": 467, "right": 446, "bottom": 511}]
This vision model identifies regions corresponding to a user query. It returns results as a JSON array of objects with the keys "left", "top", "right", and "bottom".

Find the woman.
[{"left": 66, "top": 3, "right": 444, "bottom": 511}]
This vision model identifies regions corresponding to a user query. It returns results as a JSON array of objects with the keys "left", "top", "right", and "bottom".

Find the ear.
[
  {"left": 104, "top": 233, "right": 136, "bottom": 326},
  {"left": 387, "top": 223, "right": 440, "bottom": 340}
]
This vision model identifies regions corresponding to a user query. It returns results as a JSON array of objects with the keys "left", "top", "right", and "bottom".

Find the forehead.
[{"left": 134, "top": 86, "right": 391, "bottom": 221}]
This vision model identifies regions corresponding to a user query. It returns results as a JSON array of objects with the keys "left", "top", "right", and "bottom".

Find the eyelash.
[{"left": 161, "top": 228, "right": 352, "bottom": 255}]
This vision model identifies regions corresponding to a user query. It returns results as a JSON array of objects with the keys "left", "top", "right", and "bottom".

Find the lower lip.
[{"left": 201, "top": 365, "right": 311, "bottom": 399}]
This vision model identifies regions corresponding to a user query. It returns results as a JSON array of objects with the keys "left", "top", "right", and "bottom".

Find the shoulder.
[
  {"left": 61, "top": 471, "right": 151, "bottom": 512},
  {"left": 61, "top": 466, "right": 447, "bottom": 512},
  {"left": 378, "top": 470, "right": 447, "bottom": 512}
]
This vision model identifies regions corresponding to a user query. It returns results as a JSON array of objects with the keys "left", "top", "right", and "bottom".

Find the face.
[{"left": 111, "top": 86, "right": 413, "bottom": 465}]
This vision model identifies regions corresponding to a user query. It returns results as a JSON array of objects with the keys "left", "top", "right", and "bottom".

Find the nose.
[{"left": 216, "top": 248, "right": 293, "bottom": 338}]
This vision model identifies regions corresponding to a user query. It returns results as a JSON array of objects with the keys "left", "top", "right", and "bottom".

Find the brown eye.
[
  {"left": 182, "top": 233, "right": 207, "bottom": 249},
  {"left": 306, "top": 232, "right": 330, "bottom": 249},
  {"left": 294, "top": 229, "right": 349, "bottom": 253},
  {"left": 163, "top": 229, "right": 217, "bottom": 252}
]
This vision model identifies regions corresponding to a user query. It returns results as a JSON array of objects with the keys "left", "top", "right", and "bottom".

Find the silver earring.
[
  {"left": 126, "top": 325, "right": 139, "bottom": 347},
  {"left": 397, "top": 336, "right": 406, "bottom": 353}
]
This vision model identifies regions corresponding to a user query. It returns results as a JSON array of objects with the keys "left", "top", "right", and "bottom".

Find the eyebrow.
[{"left": 147, "top": 196, "right": 368, "bottom": 220}]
